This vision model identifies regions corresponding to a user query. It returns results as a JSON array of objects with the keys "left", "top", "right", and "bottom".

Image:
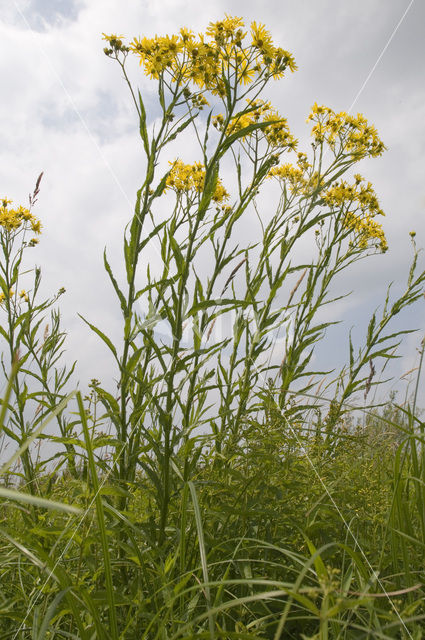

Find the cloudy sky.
[{"left": 1, "top": 0, "right": 424, "bottom": 407}]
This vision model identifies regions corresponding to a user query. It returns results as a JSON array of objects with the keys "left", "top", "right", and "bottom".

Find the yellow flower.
[
  {"left": 0, "top": 209, "right": 21, "bottom": 230},
  {"left": 179, "top": 27, "right": 194, "bottom": 42},
  {"left": 307, "top": 102, "right": 327, "bottom": 120},
  {"left": 212, "top": 113, "right": 225, "bottom": 129},
  {"left": 236, "top": 51, "right": 256, "bottom": 85},
  {"left": 250, "top": 21, "right": 275, "bottom": 58},
  {"left": 275, "top": 48, "right": 297, "bottom": 73},
  {"left": 0, "top": 290, "right": 16, "bottom": 304},
  {"left": 1, "top": 288, "right": 15, "bottom": 303},
  {"left": 17, "top": 205, "right": 32, "bottom": 220},
  {"left": 239, "top": 62, "right": 256, "bottom": 84},
  {"left": 101, "top": 33, "right": 125, "bottom": 51},
  {"left": 31, "top": 219, "right": 42, "bottom": 234}
]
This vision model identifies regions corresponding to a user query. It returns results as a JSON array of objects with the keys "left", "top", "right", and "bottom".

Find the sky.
[{"left": 0, "top": 0, "right": 424, "bottom": 409}]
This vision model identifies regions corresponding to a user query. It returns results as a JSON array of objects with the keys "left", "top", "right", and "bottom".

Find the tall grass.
[{"left": 1, "top": 15, "right": 425, "bottom": 639}]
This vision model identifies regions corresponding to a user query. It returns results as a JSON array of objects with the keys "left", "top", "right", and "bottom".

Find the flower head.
[
  {"left": 166, "top": 160, "right": 229, "bottom": 203},
  {"left": 250, "top": 21, "right": 275, "bottom": 58}
]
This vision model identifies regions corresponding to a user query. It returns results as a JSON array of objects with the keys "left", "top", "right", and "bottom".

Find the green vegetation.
[{"left": 1, "top": 16, "right": 425, "bottom": 639}]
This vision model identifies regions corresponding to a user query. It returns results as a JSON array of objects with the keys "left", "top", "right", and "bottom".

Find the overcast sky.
[{"left": 1, "top": 0, "right": 424, "bottom": 408}]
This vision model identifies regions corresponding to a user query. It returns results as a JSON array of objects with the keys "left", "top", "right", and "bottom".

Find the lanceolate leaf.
[
  {"left": 78, "top": 314, "right": 119, "bottom": 363},
  {"left": 104, "top": 248, "right": 127, "bottom": 315}
]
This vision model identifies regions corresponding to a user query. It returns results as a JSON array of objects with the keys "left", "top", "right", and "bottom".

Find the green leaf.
[
  {"left": 151, "top": 171, "right": 172, "bottom": 200},
  {"left": 138, "top": 89, "right": 149, "bottom": 154},
  {"left": 219, "top": 120, "right": 280, "bottom": 157},
  {"left": 0, "top": 359, "right": 20, "bottom": 435},
  {"left": 188, "top": 481, "right": 214, "bottom": 639},
  {"left": 98, "top": 485, "right": 132, "bottom": 498},
  {"left": 170, "top": 235, "right": 185, "bottom": 272},
  {"left": 0, "top": 487, "right": 81, "bottom": 514},
  {"left": 164, "top": 113, "right": 197, "bottom": 144},
  {"left": 125, "top": 347, "right": 144, "bottom": 378},
  {"left": 327, "top": 596, "right": 371, "bottom": 618},
  {"left": 138, "top": 219, "right": 168, "bottom": 253},
  {"left": 34, "top": 589, "right": 69, "bottom": 640},
  {"left": 104, "top": 248, "right": 127, "bottom": 315},
  {"left": 198, "top": 162, "right": 219, "bottom": 215},
  {"left": 188, "top": 298, "right": 250, "bottom": 316},
  {"left": 78, "top": 314, "right": 118, "bottom": 362},
  {"left": 304, "top": 537, "right": 329, "bottom": 584}
]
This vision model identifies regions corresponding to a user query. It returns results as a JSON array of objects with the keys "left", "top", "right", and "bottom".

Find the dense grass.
[
  {"left": 1, "top": 393, "right": 425, "bottom": 638},
  {"left": 1, "top": 15, "right": 425, "bottom": 639}
]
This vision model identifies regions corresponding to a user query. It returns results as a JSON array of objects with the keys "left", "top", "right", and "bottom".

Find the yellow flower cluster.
[
  {"left": 0, "top": 198, "right": 42, "bottom": 235},
  {"left": 267, "top": 152, "right": 313, "bottom": 192},
  {"left": 268, "top": 163, "right": 305, "bottom": 191},
  {"left": 0, "top": 289, "right": 13, "bottom": 304},
  {"left": 165, "top": 160, "right": 229, "bottom": 203},
  {"left": 213, "top": 100, "right": 297, "bottom": 150},
  {"left": 104, "top": 15, "right": 296, "bottom": 92},
  {"left": 268, "top": 164, "right": 387, "bottom": 250},
  {"left": 344, "top": 212, "right": 387, "bottom": 252},
  {"left": 322, "top": 176, "right": 384, "bottom": 216},
  {"left": 0, "top": 289, "right": 29, "bottom": 305},
  {"left": 322, "top": 177, "right": 387, "bottom": 251},
  {"left": 307, "top": 103, "right": 386, "bottom": 159}
]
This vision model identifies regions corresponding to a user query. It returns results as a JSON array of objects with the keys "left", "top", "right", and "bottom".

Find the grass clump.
[{"left": 1, "top": 14, "right": 425, "bottom": 639}]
